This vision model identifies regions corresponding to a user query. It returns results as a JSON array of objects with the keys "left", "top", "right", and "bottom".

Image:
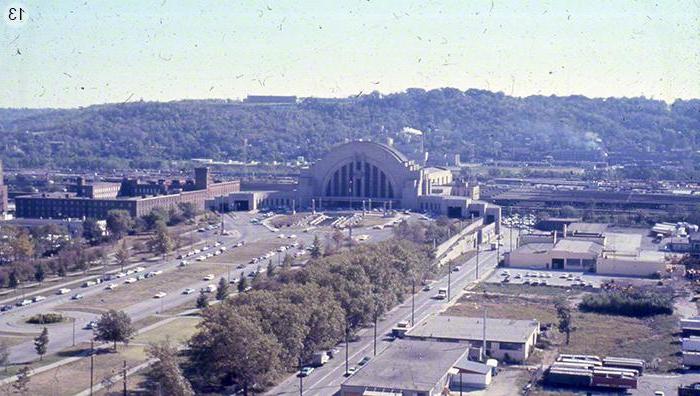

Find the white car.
[
  {"left": 203, "top": 274, "right": 215, "bottom": 281},
  {"left": 153, "top": 292, "right": 167, "bottom": 299},
  {"left": 72, "top": 294, "right": 83, "bottom": 300},
  {"left": 106, "top": 283, "right": 119, "bottom": 290},
  {"left": 180, "top": 260, "right": 190, "bottom": 267},
  {"left": 288, "top": 234, "right": 297, "bottom": 239},
  {"left": 57, "top": 288, "right": 71, "bottom": 295},
  {"left": 115, "top": 272, "right": 127, "bottom": 278},
  {"left": 135, "top": 266, "right": 146, "bottom": 272},
  {"left": 203, "top": 284, "right": 217, "bottom": 293},
  {"left": 124, "top": 277, "right": 137, "bottom": 284},
  {"left": 182, "top": 288, "right": 196, "bottom": 295},
  {"left": 33, "top": 295, "right": 46, "bottom": 302}
]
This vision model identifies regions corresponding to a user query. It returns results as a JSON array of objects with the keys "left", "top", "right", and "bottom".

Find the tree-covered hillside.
[{"left": 0, "top": 89, "right": 698, "bottom": 170}]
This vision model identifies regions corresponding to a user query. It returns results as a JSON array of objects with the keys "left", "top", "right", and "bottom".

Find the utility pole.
[
  {"left": 123, "top": 360, "right": 127, "bottom": 396},
  {"left": 411, "top": 277, "right": 415, "bottom": 326},
  {"left": 345, "top": 323, "right": 349, "bottom": 375},
  {"left": 90, "top": 340, "right": 94, "bottom": 396},
  {"left": 298, "top": 356, "right": 303, "bottom": 396},
  {"left": 373, "top": 310, "right": 377, "bottom": 356},
  {"left": 72, "top": 318, "right": 76, "bottom": 346},
  {"left": 476, "top": 243, "right": 480, "bottom": 280},
  {"left": 482, "top": 308, "right": 487, "bottom": 362}
]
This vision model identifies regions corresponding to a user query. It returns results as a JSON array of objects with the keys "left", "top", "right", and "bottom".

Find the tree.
[
  {"left": 146, "top": 339, "right": 194, "bottom": 396},
  {"left": 82, "top": 218, "right": 104, "bottom": 243},
  {"left": 0, "top": 340, "right": 9, "bottom": 372},
  {"left": 8, "top": 271, "right": 18, "bottom": 290},
  {"left": 187, "top": 308, "right": 282, "bottom": 393},
  {"left": 178, "top": 202, "right": 198, "bottom": 220},
  {"left": 115, "top": 240, "right": 130, "bottom": 272},
  {"left": 216, "top": 277, "right": 229, "bottom": 301},
  {"left": 148, "top": 223, "right": 173, "bottom": 258},
  {"left": 282, "top": 254, "right": 294, "bottom": 268},
  {"left": 555, "top": 300, "right": 572, "bottom": 345},
  {"left": 12, "top": 366, "right": 31, "bottom": 396},
  {"left": 34, "top": 327, "right": 49, "bottom": 361},
  {"left": 310, "top": 235, "right": 322, "bottom": 259},
  {"left": 34, "top": 264, "right": 46, "bottom": 283},
  {"left": 95, "top": 310, "right": 135, "bottom": 351},
  {"left": 237, "top": 276, "right": 249, "bottom": 293},
  {"left": 196, "top": 290, "right": 209, "bottom": 309},
  {"left": 106, "top": 210, "right": 134, "bottom": 240},
  {"left": 267, "top": 260, "right": 276, "bottom": 277},
  {"left": 11, "top": 232, "right": 34, "bottom": 261}
]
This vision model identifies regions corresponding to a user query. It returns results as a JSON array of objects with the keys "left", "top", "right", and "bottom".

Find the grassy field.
[
  {"left": 132, "top": 316, "right": 200, "bottom": 346},
  {"left": 447, "top": 284, "right": 681, "bottom": 372},
  {"left": 13, "top": 345, "right": 147, "bottom": 396}
]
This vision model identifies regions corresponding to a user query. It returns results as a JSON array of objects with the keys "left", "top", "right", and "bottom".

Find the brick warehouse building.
[{"left": 15, "top": 168, "right": 239, "bottom": 219}]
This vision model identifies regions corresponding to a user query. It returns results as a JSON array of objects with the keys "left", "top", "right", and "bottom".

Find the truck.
[
  {"left": 435, "top": 287, "right": 448, "bottom": 300},
  {"left": 311, "top": 351, "right": 329, "bottom": 367},
  {"left": 391, "top": 320, "right": 411, "bottom": 338}
]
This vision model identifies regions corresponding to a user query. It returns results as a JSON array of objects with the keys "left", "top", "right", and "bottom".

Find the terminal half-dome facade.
[{"left": 297, "top": 141, "right": 424, "bottom": 209}]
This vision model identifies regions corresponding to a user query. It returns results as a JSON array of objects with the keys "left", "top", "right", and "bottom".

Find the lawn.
[
  {"left": 16, "top": 345, "right": 147, "bottom": 396},
  {"left": 132, "top": 316, "right": 201, "bottom": 345}
]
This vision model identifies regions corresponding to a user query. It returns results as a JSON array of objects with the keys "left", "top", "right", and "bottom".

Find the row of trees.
[
  {"left": 578, "top": 288, "right": 673, "bottom": 317},
  {"left": 186, "top": 239, "right": 434, "bottom": 393}
]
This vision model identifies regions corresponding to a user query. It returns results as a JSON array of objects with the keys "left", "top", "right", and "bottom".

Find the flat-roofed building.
[
  {"left": 404, "top": 315, "right": 540, "bottom": 362},
  {"left": 504, "top": 229, "right": 668, "bottom": 277},
  {"left": 340, "top": 340, "right": 469, "bottom": 396},
  {"left": 15, "top": 168, "right": 239, "bottom": 220}
]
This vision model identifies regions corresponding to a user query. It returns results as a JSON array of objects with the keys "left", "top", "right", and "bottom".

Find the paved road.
[
  {"left": 1, "top": 211, "right": 398, "bottom": 364},
  {"left": 266, "top": 228, "right": 513, "bottom": 396}
]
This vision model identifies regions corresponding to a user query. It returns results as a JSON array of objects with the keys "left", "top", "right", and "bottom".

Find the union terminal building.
[{"left": 210, "top": 141, "right": 501, "bottom": 224}]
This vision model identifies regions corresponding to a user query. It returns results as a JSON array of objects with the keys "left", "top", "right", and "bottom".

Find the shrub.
[
  {"left": 578, "top": 289, "right": 673, "bottom": 317},
  {"left": 27, "top": 313, "right": 64, "bottom": 324}
]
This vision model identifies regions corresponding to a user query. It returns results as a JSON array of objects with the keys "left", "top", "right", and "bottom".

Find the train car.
[{"left": 602, "top": 357, "right": 645, "bottom": 375}]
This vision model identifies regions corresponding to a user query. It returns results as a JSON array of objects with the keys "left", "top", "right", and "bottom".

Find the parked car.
[
  {"left": 106, "top": 283, "right": 119, "bottom": 290},
  {"left": 72, "top": 294, "right": 84, "bottom": 300},
  {"left": 344, "top": 367, "right": 357, "bottom": 376},
  {"left": 1, "top": 305, "right": 13, "bottom": 312},
  {"left": 358, "top": 356, "right": 371, "bottom": 366},
  {"left": 124, "top": 277, "right": 137, "bottom": 284},
  {"left": 57, "top": 288, "right": 71, "bottom": 295},
  {"left": 16, "top": 299, "right": 32, "bottom": 307},
  {"left": 153, "top": 292, "right": 167, "bottom": 299},
  {"left": 33, "top": 295, "right": 46, "bottom": 302},
  {"left": 203, "top": 274, "right": 215, "bottom": 281},
  {"left": 84, "top": 320, "right": 98, "bottom": 330}
]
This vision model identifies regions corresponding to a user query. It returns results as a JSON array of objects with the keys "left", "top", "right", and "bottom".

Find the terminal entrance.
[
  {"left": 447, "top": 206, "right": 462, "bottom": 218},
  {"left": 233, "top": 200, "right": 249, "bottom": 211}
]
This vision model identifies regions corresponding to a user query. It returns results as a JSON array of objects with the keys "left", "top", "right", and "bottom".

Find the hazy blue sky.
[{"left": 2, "top": 0, "right": 698, "bottom": 108}]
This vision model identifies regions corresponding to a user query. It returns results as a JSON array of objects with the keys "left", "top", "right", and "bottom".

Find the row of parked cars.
[{"left": 248, "top": 241, "right": 299, "bottom": 265}]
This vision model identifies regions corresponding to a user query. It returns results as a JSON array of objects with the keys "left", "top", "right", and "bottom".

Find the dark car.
[
  {"left": 0, "top": 305, "right": 13, "bottom": 312},
  {"left": 358, "top": 356, "right": 371, "bottom": 366}
]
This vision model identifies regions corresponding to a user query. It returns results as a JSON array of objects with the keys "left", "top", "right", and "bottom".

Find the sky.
[{"left": 1, "top": 0, "right": 699, "bottom": 108}]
